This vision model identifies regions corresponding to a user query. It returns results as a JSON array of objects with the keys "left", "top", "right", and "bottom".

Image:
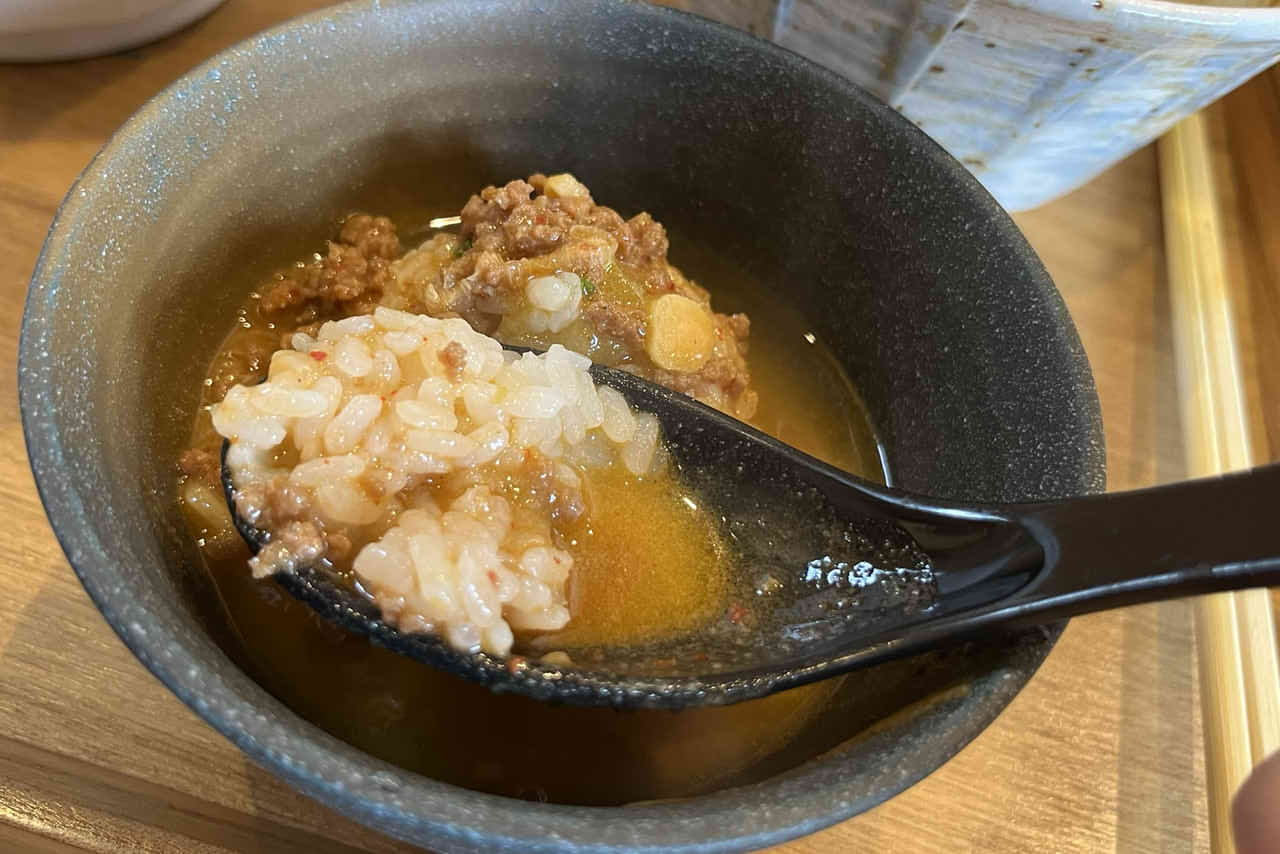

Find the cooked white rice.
[{"left": 212, "top": 306, "right": 661, "bottom": 656}]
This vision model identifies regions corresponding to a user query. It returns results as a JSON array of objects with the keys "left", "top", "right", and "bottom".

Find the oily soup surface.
[{"left": 180, "top": 179, "right": 881, "bottom": 805}]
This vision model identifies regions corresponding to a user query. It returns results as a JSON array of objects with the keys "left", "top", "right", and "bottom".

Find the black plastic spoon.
[{"left": 223, "top": 362, "right": 1280, "bottom": 710}]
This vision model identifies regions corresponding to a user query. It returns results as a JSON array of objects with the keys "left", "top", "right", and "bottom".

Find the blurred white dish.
[{"left": 0, "top": 0, "right": 225, "bottom": 62}]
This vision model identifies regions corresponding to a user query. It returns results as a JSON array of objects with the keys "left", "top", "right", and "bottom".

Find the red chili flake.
[
  {"left": 309, "top": 350, "right": 327, "bottom": 361},
  {"left": 535, "top": 213, "right": 547, "bottom": 225},
  {"left": 487, "top": 570, "right": 500, "bottom": 587},
  {"left": 727, "top": 602, "right": 747, "bottom": 624},
  {"left": 506, "top": 655, "right": 527, "bottom": 675},
  {"left": 714, "top": 327, "right": 723, "bottom": 339}
]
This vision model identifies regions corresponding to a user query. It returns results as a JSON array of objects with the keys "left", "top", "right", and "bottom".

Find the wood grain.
[
  {"left": 1208, "top": 68, "right": 1280, "bottom": 468},
  {"left": 0, "top": 1, "right": 1273, "bottom": 851},
  {"left": 1159, "top": 108, "right": 1280, "bottom": 853},
  {"left": 1205, "top": 68, "right": 1280, "bottom": 634}
]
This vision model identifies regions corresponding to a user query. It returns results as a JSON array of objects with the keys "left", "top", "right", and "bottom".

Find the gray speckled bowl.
[{"left": 18, "top": 1, "right": 1104, "bottom": 851}]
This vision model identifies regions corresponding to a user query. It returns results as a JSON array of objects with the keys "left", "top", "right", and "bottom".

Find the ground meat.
[
  {"left": 395, "top": 174, "right": 757, "bottom": 417},
  {"left": 724, "top": 312, "right": 751, "bottom": 340},
  {"left": 449, "top": 182, "right": 621, "bottom": 318},
  {"left": 205, "top": 328, "right": 277, "bottom": 403},
  {"left": 447, "top": 178, "right": 667, "bottom": 317},
  {"left": 647, "top": 355, "right": 758, "bottom": 418},
  {"left": 248, "top": 519, "right": 327, "bottom": 579},
  {"left": 438, "top": 340, "right": 467, "bottom": 381},
  {"left": 233, "top": 479, "right": 307, "bottom": 530},
  {"left": 233, "top": 478, "right": 332, "bottom": 577},
  {"left": 326, "top": 531, "right": 354, "bottom": 561},
  {"left": 459, "top": 179, "right": 537, "bottom": 230},
  {"left": 265, "top": 482, "right": 312, "bottom": 522},
  {"left": 339, "top": 214, "right": 400, "bottom": 259},
  {"left": 178, "top": 447, "right": 220, "bottom": 487},
  {"left": 499, "top": 197, "right": 580, "bottom": 258},
  {"left": 258, "top": 214, "right": 401, "bottom": 323},
  {"left": 613, "top": 212, "right": 669, "bottom": 269},
  {"left": 583, "top": 298, "right": 646, "bottom": 354}
]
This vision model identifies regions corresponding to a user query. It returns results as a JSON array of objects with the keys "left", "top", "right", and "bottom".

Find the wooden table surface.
[{"left": 1, "top": 2, "right": 1276, "bottom": 851}]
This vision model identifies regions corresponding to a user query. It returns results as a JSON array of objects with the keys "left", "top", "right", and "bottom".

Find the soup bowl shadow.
[{"left": 18, "top": 1, "right": 1104, "bottom": 851}]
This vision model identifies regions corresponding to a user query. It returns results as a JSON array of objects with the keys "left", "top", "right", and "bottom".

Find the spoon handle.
[
  {"left": 1008, "top": 462, "right": 1280, "bottom": 617},
  {"left": 824, "top": 464, "right": 1280, "bottom": 675}
]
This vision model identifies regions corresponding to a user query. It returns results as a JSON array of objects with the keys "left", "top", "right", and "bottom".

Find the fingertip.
[{"left": 1233, "top": 751, "right": 1280, "bottom": 854}]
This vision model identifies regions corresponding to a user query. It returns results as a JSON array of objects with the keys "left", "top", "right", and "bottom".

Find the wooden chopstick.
[{"left": 1159, "top": 110, "right": 1280, "bottom": 854}]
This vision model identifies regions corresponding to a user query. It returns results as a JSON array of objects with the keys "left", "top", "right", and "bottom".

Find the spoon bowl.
[{"left": 225, "top": 356, "right": 1280, "bottom": 710}]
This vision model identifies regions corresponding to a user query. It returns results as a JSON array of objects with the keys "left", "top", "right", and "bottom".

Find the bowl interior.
[{"left": 20, "top": 1, "right": 1104, "bottom": 850}]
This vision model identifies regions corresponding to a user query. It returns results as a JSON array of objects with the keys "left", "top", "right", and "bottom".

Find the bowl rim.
[{"left": 18, "top": 1, "right": 1106, "bottom": 851}]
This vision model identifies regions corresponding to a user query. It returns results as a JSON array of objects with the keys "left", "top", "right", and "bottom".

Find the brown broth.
[
  {"left": 533, "top": 467, "right": 729, "bottom": 650},
  {"left": 182, "top": 228, "right": 884, "bottom": 806}
]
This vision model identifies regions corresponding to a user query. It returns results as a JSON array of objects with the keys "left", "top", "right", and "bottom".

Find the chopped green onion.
[
  {"left": 452, "top": 237, "right": 472, "bottom": 258},
  {"left": 581, "top": 276, "right": 597, "bottom": 297}
]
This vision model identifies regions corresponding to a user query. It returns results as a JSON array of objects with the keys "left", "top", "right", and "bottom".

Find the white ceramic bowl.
[
  {"left": 687, "top": 0, "right": 1280, "bottom": 210},
  {"left": 0, "top": 0, "right": 225, "bottom": 62}
]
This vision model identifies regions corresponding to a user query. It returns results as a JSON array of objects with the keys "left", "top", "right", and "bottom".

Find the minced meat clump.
[
  {"left": 391, "top": 173, "right": 757, "bottom": 419},
  {"left": 246, "top": 173, "right": 756, "bottom": 418}
]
